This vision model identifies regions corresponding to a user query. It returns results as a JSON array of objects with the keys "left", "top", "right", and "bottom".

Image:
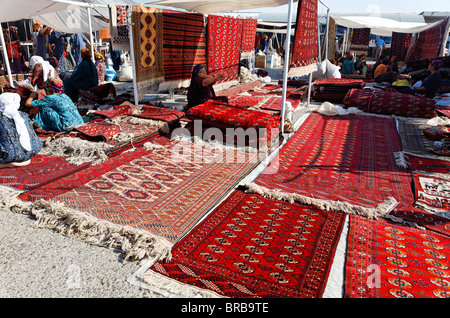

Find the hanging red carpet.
[
  {"left": 239, "top": 18, "right": 257, "bottom": 59},
  {"left": 247, "top": 113, "right": 414, "bottom": 218},
  {"left": 139, "top": 190, "right": 346, "bottom": 298},
  {"left": 391, "top": 32, "right": 412, "bottom": 62},
  {"left": 350, "top": 28, "right": 371, "bottom": 56},
  {"left": 405, "top": 17, "right": 450, "bottom": 63},
  {"left": 161, "top": 10, "right": 206, "bottom": 88},
  {"left": 109, "top": 5, "right": 131, "bottom": 51},
  {"left": 344, "top": 214, "right": 450, "bottom": 298},
  {"left": 207, "top": 15, "right": 241, "bottom": 84},
  {"left": 131, "top": 6, "right": 165, "bottom": 102},
  {"left": 288, "top": 0, "right": 319, "bottom": 77}
]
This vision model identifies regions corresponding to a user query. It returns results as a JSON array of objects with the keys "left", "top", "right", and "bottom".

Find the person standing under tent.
[
  {"left": 2, "top": 24, "right": 22, "bottom": 74},
  {"left": 35, "top": 25, "right": 52, "bottom": 60},
  {"left": 72, "top": 33, "right": 90, "bottom": 67},
  {"left": 375, "top": 36, "right": 385, "bottom": 60}
]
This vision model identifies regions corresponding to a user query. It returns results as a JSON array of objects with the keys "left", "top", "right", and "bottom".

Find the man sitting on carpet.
[{"left": 187, "top": 64, "right": 228, "bottom": 108}]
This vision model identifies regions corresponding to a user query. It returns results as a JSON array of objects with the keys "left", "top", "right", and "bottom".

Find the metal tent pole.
[
  {"left": 127, "top": 7, "right": 140, "bottom": 105},
  {"left": 87, "top": 7, "right": 95, "bottom": 56},
  {"left": 325, "top": 8, "right": 330, "bottom": 61},
  {"left": 280, "top": 0, "right": 294, "bottom": 135},
  {"left": 0, "top": 28, "right": 14, "bottom": 87}
]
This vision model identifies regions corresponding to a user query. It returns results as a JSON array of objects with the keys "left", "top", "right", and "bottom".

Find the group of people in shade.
[
  {"left": 338, "top": 50, "right": 443, "bottom": 99},
  {"left": 0, "top": 45, "right": 101, "bottom": 168}
]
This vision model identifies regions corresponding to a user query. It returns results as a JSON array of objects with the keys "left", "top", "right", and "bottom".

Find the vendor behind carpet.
[
  {"left": 186, "top": 64, "right": 228, "bottom": 109},
  {"left": 0, "top": 93, "right": 42, "bottom": 168},
  {"left": 25, "top": 77, "right": 84, "bottom": 132},
  {"left": 398, "top": 59, "right": 443, "bottom": 99},
  {"left": 63, "top": 48, "right": 98, "bottom": 102}
]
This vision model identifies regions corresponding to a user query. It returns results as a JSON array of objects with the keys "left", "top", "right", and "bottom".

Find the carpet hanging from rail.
[{"left": 288, "top": 0, "right": 319, "bottom": 77}]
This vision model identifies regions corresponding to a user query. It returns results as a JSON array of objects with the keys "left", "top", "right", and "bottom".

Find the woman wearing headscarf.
[
  {"left": 29, "top": 55, "right": 56, "bottom": 90},
  {"left": 0, "top": 93, "right": 42, "bottom": 168},
  {"left": 399, "top": 59, "right": 443, "bottom": 99},
  {"left": 186, "top": 64, "right": 227, "bottom": 109},
  {"left": 94, "top": 52, "right": 106, "bottom": 83},
  {"left": 63, "top": 48, "right": 98, "bottom": 102},
  {"left": 24, "top": 77, "right": 84, "bottom": 132}
]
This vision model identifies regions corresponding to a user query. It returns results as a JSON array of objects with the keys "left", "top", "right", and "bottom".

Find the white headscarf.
[
  {"left": 29, "top": 55, "right": 55, "bottom": 83},
  {"left": 0, "top": 93, "right": 32, "bottom": 151}
]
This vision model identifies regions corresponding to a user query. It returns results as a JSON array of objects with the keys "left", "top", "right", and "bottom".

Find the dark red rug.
[{"left": 142, "top": 190, "right": 346, "bottom": 298}]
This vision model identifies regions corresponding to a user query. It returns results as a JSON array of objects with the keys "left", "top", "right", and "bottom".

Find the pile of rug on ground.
[{"left": 0, "top": 79, "right": 449, "bottom": 299}]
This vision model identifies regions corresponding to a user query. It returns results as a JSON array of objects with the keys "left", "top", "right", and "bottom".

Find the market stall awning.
[
  {"left": 0, "top": 0, "right": 97, "bottom": 23},
  {"left": 32, "top": 6, "right": 109, "bottom": 33},
  {"left": 332, "top": 15, "right": 442, "bottom": 36},
  {"left": 144, "top": 0, "right": 298, "bottom": 14}
]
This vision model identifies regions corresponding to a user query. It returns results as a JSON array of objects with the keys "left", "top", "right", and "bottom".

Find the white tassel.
[{"left": 393, "top": 151, "right": 408, "bottom": 169}]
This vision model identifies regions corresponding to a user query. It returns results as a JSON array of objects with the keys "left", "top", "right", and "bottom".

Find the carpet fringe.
[
  {"left": 138, "top": 267, "right": 225, "bottom": 298},
  {"left": 171, "top": 134, "right": 261, "bottom": 154},
  {"left": 384, "top": 213, "right": 426, "bottom": 230},
  {"left": 244, "top": 183, "right": 398, "bottom": 220},
  {"left": 40, "top": 137, "right": 111, "bottom": 166},
  {"left": 393, "top": 151, "right": 408, "bottom": 169},
  {"left": 109, "top": 116, "right": 170, "bottom": 134},
  {"left": 0, "top": 191, "right": 172, "bottom": 262}
]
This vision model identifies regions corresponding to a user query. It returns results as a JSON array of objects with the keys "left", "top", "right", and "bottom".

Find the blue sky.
[{"left": 255, "top": 0, "right": 450, "bottom": 14}]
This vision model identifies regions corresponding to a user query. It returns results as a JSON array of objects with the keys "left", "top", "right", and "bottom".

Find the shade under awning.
[{"left": 332, "top": 15, "right": 441, "bottom": 36}]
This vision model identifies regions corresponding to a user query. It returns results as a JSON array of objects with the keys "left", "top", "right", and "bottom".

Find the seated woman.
[
  {"left": 341, "top": 53, "right": 357, "bottom": 75},
  {"left": 29, "top": 55, "right": 56, "bottom": 91},
  {"left": 399, "top": 59, "right": 443, "bottom": 99},
  {"left": 374, "top": 58, "right": 397, "bottom": 84},
  {"left": 355, "top": 54, "right": 367, "bottom": 75},
  {"left": 63, "top": 48, "right": 98, "bottom": 102},
  {"left": 25, "top": 77, "right": 84, "bottom": 132},
  {"left": 0, "top": 93, "right": 42, "bottom": 168},
  {"left": 187, "top": 64, "right": 228, "bottom": 109}
]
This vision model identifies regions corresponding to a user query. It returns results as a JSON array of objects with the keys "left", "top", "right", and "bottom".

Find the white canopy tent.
[
  {"left": 0, "top": 0, "right": 108, "bottom": 86},
  {"left": 332, "top": 15, "right": 441, "bottom": 36},
  {"left": 144, "top": 0, "right": 299, "bottom": 14}
]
